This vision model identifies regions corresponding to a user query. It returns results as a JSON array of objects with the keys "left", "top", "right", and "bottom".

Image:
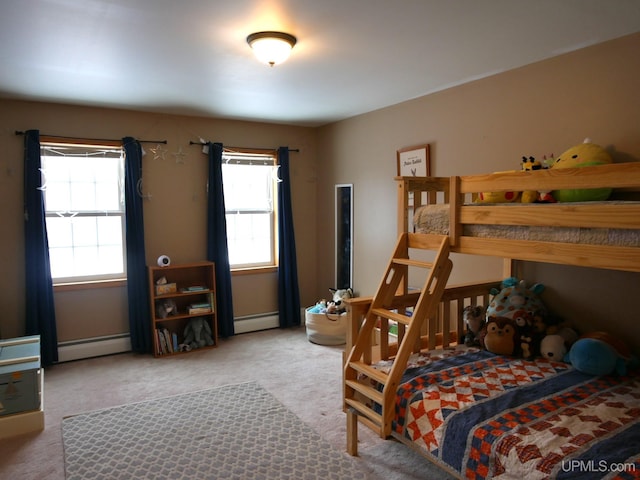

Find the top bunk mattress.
[{"left": 413, "top": 203, "right": 640, "bottom": 247}]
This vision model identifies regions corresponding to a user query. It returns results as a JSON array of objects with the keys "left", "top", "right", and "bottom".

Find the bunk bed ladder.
[{"left": 344, "top": 233, "right": 452, "bottom": 448}]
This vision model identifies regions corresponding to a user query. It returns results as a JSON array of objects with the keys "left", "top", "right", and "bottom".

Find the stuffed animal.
[
  {"left": 539, "top": 326, "right": 578, "bottom": 361},
  {"left": 486, "top": 277, "right": 547, "bottom": 323},
  {"left": 183, "top": 317, "right": 214, "bottom": 350},
  {"left": 327, "top": 288, "right": 354, "bottom": 314},
  {"left": 308, "top": 299, "right": 328, "bottom": 314},
  {"left": 520, "top": 155, "right": 556, "bottom": 203},
  {"left": 462, "top": 305, "right": 486, "bottom": 347},
  {"left": 480, "top": 317, "right": 519, "bottom": 356},
  {"left": 564, "top": 331, "right": 636, "bottom": 376},
  {"left": 476, "top": 189, "right": 520, "bottom": 204},
  {"left": 551, "top": 138, "right": 613, "bottom": 202},
  {"left": 531, "top": 309, "right": 554, "bottom": 335},
  {"left": 520, "top": 156, "right": 542, "bottom": 204},
  {"left": 513, "top": 310, "right": 541, "bottom": 359},
  {"left": 473, "top": 168, "right": 521, "bottom": 203},
  {"left": 156, "top": 299, "right": 178, "bottom": 319}
]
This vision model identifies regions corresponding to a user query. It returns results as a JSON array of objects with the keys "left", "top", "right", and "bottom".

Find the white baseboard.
[{"left": 57, "top": 334, "right": 131, "bottom": 363}]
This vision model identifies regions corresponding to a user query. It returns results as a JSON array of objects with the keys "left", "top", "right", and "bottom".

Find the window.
[
  {"left": 222, "top": 149, "right": 278, "bottom": 268},
  {"left": 41, "top": 141, "right": 126, "bottom": 283}
]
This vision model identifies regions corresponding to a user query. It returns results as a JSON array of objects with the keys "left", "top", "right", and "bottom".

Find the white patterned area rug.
[{"left": 62, "top": 381, "right": 366, "bottom": 480}]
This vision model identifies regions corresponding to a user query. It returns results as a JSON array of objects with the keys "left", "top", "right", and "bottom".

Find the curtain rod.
[
  {"left": 14, "top": 131, "right": 166, "bottom": 144},
  {"left": 189, "top": 141, "right": 299, "bottom": 153}
]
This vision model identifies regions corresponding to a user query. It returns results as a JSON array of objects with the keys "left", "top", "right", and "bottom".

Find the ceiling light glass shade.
[{"left": 247, "top": 31, "right": 297, "bottom": 66}]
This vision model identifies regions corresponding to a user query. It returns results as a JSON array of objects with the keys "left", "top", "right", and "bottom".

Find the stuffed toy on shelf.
[{"left": 182, "top": 317, "right": 214, "bottom": 350}]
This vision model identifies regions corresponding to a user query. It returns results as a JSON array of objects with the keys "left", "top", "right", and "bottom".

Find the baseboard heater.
[
  {"left": 57, "top": 333, "right": 132, "bottom": 363},
  {"left": 234, "top": 312, "right": 279, "bottom": 334},
  {"left": 57, "top": 311, "right": 299, "bottom": 362}
]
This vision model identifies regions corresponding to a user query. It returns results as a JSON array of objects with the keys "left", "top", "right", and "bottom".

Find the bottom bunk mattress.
[{"left": 382, "top": 348, "right": 640, "bottom": 479}]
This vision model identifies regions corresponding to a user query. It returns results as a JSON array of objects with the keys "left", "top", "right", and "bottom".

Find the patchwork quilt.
[{"left": 385, "top": 348, "right": 640, "bottom": 479}]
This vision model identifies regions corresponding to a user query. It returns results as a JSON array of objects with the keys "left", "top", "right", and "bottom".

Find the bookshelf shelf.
[{"left": 148, "top": 261, "right": 218, "bottom": 357}]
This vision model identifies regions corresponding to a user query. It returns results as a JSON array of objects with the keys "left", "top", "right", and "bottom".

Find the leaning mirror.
[{"left": 335, "top": 184, "right": 353, "bottom": 290}]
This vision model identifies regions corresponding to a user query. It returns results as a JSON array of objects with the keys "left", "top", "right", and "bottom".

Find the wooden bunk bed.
[
  {"left": 401, "top": 162, "right": 640, "bottom": 272},
  {"left": 343, "top": 162, "right": 640, "bottom": 479}
]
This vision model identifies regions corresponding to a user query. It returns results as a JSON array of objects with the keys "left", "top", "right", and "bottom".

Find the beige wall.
[
  {"left": 0, "top": 102, "right": 319, "bottom": 340},
  {"left": 317, "top": 32, "right": 640, "bottom": 349}
]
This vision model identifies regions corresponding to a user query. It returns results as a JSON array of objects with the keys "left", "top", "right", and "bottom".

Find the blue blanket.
[{"left": 389, "top": 348, "right": 640, "bottom": 479}]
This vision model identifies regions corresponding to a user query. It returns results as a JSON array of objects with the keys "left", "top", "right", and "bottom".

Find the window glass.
[
  {"left": 41, "top": 143, "right": 126, "bottom": 283},
  {"left": 221, "top": 151, "right": 277, "bottom": 268}
]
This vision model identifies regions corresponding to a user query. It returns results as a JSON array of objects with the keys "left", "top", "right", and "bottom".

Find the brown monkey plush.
[{"left": 480, "top": 317, "right": 519, "bottom": 356}]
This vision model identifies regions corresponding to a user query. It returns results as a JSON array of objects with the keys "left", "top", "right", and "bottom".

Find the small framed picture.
[{"left": 397, "top": 144, "right": 430, "bottom": 177}]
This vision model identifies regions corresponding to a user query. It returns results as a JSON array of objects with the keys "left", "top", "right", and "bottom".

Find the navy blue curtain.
[
  {"left": 206, "top": 142, "right": 235, "bottom": 338},
  {"left": 23, "top": 129, "right": 58, "bottom": 366},
  {"left": 277, "top": 147, "right": 301, "bottom": 327},
  {"left": 123, "top": 137, "right": 152, "bottom": 353}
]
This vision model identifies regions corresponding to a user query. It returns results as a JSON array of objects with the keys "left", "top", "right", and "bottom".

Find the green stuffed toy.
[{"left": 551, "top": 138, "right": 613, "bottom": 202}]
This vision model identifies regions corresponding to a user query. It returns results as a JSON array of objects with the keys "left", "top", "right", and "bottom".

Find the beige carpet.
[{"left": 0, "top": 327, "right": 456, "bottom": 480}]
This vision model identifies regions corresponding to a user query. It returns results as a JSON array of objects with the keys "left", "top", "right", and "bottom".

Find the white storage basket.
[{"left": 305, "top": 307, "right": 347, "bottom": 345}]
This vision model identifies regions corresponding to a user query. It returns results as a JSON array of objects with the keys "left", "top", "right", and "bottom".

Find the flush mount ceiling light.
[{"left": 246, "top": 31, "right": 297, "bottom": 67}]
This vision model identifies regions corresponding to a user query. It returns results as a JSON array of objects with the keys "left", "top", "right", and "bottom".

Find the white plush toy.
[
  {"left": 540, "top": 327, "right": 579, "bottom": 361},
  {"left": 327, "top": 288, "right": 354, "bottom": 314}
]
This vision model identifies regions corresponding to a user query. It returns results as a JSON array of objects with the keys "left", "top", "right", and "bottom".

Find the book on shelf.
[
  {"left": 189, "top": 302, "right": 211, "bottom": 308},
  {"left": 181, "top": 285, "right": 207, "bottom": 292},
  {"left": 155, "top": 328, "right": 176, "bottom": 355},
  {"left": 156, "top": 329, "right": 166, "bottom": 354},
  {"left": 163, "top": 329, "right": 173, "bottom": 354},
  {"left": 188, "top": 302, "right": 212, "bottom": 314},
  {"left": 188, "top": 307, "right": 212, "bottom": 314}
]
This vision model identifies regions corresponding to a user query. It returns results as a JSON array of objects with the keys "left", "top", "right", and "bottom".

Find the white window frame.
[
  {"left": 222, "top": 149, "right": 278, "bottom": 270},
  {"left": 40, "top": 140, "right": 127, "bottom": 285}
]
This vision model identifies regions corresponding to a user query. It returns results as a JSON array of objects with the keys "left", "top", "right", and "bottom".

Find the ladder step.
[
  {"left": 353, "top": 411, "right": 383, "bottom": 437},
  {"left": 344, "top": 398, "right": 383, "bottom": 426},
  {"left": 371, "top": 308, "right": 411, "bottom": 326},
  {"left": 347, "top": 360, "right": 389, "bottom": 385},
  {"left": 392, "top": 258, "right": 433, "bottom": 269},
  {"left": 345, "top": 379, "right": 384, "bottom": 404}
]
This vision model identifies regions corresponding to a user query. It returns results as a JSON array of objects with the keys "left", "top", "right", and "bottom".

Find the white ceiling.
[{"left": 1, "top": 0, "right": 640, "bottom": 127}]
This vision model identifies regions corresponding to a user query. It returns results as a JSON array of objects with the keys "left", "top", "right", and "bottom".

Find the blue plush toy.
[{"left": 564, "top": 332, "right": 637, "bottom": 376}]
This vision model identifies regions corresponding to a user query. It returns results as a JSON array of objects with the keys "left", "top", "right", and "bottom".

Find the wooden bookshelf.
[{"left": 148, "top": 261, "right": 218, "bottom": 357}]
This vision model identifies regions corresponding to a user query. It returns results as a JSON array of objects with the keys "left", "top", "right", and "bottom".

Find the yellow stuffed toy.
[
  {"left": 551, "top": 138, "right": 613, "bottom": 202},
  {"left": 476, "top": 169, "right": 521, "bottom": 203},
  {"left": 521, "top": 155, "right": 556, "bottom": 203},
  {"left": 521, "top": 156, "right": 542, "bottom": 203},
  {"left": 476, "top": 190, "right": 520, "bottom": 203}
]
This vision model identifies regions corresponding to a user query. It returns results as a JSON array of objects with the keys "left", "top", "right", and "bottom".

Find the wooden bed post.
[
  {"left": 503, "top": 258, "right": 514, "bottom": 278},
  {"left": 449, "top": 176, "right": 461, "bottom": 247},
  {"left": 397, "top": 177, "right": 410, "bottom": 235},
  {"left": 346, "top": 409, "right": 359, "bottom": 456}
]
